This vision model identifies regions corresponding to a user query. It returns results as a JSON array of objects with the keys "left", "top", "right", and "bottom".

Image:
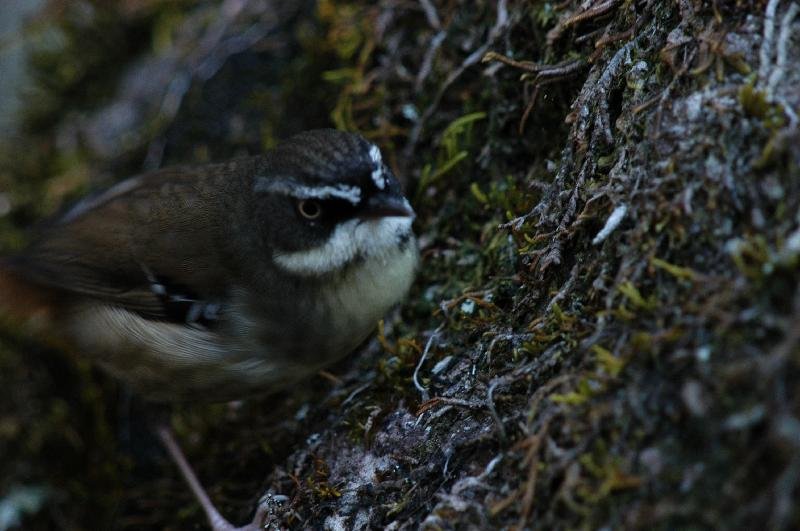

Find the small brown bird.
[{"left": 0, "top": 129, "right": 418, "bottom": 530}]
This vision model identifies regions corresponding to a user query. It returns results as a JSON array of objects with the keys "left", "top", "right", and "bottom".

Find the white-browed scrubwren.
[
  {"left": 0, "top": 129, "right": 419, "bottom": 531},
  {"left": 2, "top": 129, "right": 419, "bottom": 402}
]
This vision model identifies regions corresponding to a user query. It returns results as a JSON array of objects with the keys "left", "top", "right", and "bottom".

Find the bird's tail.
[{"left": 0, "top": 259, "right": 57, "bottom": 333}]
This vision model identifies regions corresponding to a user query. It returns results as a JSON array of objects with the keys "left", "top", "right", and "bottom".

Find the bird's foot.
[
  {"left": 207, "top": 493, "right": 289, "bottom": 531},
  {"left": 156, "top": 424, "right": 288, "bottom": 531}
]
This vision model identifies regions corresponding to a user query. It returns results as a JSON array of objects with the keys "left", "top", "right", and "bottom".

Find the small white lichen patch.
[
  {"left": 356, "top": 453, "right": 392, "bottom": 484},
  {"left": 593, "top": 204, "right": 628, "bottom": 245},
  {"left": 324, "top": 515, "right": 348, "bottom": 531}
]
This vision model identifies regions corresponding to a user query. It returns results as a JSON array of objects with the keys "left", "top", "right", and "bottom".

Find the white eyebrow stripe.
[
  {"left": 254, "top": 177, "right": 362, "bottom": 205},
  {"left": 369, "top": 144, "right": 386, "bottom": 190}
]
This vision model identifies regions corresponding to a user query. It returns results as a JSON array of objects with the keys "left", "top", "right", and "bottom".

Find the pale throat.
[
  {"left": 272, "top": 216, "right": 415, "bottom": 277},
  {"left": 270, "top": 215, "right": 418, "bottom": 361}
]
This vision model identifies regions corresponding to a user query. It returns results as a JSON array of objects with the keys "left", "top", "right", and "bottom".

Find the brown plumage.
[{"left": 0, "top": 129, "right": 418, "bottom": 530}]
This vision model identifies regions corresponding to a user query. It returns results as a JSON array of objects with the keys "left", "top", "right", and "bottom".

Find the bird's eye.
[{"left": 296, "top": 199, "right": 322, "bottom": 220}]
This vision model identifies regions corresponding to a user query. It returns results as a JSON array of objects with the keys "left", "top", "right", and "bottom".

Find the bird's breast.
[
  {"left": 246, "top": 235, "right": 419, "bottom": 366},
  {"left": 317, "top": 237, "right": 419, "bottom": 353},
  {"left": 65, "top": 237, "right": 418, "bottom": 402}
]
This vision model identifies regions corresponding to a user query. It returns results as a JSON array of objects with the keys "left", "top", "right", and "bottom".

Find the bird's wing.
[{"left": 11, "top": 164, "right": 243, "bottom": 326}]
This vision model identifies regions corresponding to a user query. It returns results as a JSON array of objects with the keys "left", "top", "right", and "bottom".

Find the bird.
[{"left": 0, "top": 129, "right": 419, "bottom": 530}]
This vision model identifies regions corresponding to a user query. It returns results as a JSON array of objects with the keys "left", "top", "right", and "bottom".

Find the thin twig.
[
  {"left": 767, "top": 2, "right": 799, "bottom": 95},
  {"left": 413, "top": 324, "right": 444, "bottom": 400},
  {"left": 758, "top": 0, "right": 781, "bottom": 87},
  {"left": 545, "top": 264, "right": 580, "bottom": 313},
  {"left": 486, "top": 379, "right": 507, "bottom": 440},
  {"left": 415, "top": 31, "right": 447, "bottom": 92},
  {"left": 418, "top": 0, "right": 442, "bottom": 30},
  {"left": 517, "top": 416, "right": 553, "bottom": 526},
  {"left": 533, "top": 58, "right": 588, "bottom": 80},
  {"left": 563, "top": 0, "right": 620, "bottom": 28},
  {"left": 404, "top": 0, "right": 510, "bottom": 160},
  {"left": 482, "top": 51, "right": 543, "bottom": 73}
]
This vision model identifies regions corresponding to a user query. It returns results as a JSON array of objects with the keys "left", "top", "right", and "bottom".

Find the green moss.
[{"left": 738, "top": 82, "right": 785, "bottom": 129}]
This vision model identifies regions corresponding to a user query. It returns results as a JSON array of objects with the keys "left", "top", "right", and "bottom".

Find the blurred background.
[{"left": 0, "top": 0, "right": 43, "bottom": 136}]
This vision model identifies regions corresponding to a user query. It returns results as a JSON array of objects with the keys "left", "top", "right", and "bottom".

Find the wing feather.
[{"left": 12, "top": 164, "right": 243, "bottom": 327}]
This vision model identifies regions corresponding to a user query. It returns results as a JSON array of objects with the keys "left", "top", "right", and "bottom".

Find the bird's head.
[{"left": 252, "top": 129, "right": 416, "bottom": 277}]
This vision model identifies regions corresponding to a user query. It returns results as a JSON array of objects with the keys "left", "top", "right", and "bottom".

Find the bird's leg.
[{"left": 156, "top": 424, "right": 268, "bottom": 531}]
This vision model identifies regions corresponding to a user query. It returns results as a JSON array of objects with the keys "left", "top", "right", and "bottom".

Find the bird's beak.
[{"left": 360, "top": 194, "right": 416, "bottom": 219}]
